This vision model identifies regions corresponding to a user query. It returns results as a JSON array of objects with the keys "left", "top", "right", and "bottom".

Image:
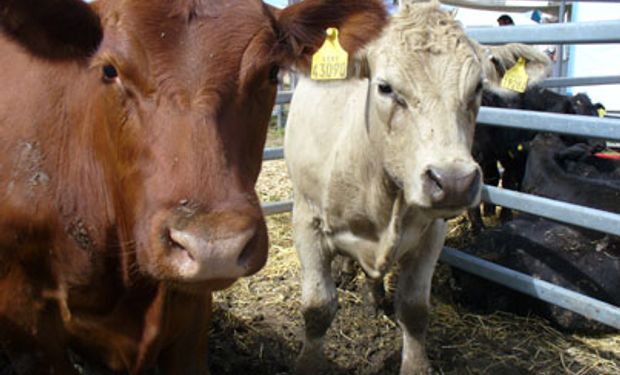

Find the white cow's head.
[{"left": 357, "top": 0, "right": 549, "bottom": 218}]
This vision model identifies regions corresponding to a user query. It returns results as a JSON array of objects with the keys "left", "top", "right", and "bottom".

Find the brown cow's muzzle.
[{"left": 151, "top": 207, "right": 268, "bottom": 284}]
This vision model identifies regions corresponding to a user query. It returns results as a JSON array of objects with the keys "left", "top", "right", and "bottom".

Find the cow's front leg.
[
  {"left": 293, "top": 206, "right": 337, "bottom": 375},
  {"left": 156, "top": 293, "right": 212, "bottom": 375},
  {"left": 466, "top": 207, "right": 484, "bottom": 235},
  {"left": 0, "top": 274, "right": 77, "bottom": 375},
  {"left": 395, "top": 219, "right": 446, "bottom": 375},
  {"left": 362, "top": 276, "right": 389, "bottom": 316},
  {"left": 0, "top": 314, "right": 77, "bottom": 375}
]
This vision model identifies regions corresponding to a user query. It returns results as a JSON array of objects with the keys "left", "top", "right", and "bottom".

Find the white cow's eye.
[
  {"left": 475, "top": 80, "right": 483, "bottom": 94},
  {"left": 378, "top": 83, "right": 393, "bottom": 95}
]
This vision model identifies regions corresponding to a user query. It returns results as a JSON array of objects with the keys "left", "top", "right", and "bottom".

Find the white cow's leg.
[
  {"left": 363, "top": 276, "right": 388, "bottom": 315},
  {"left": 293, "top": 204, "right": 337, "bottom": 375},
  {"left": 395, "top": 219, "right": 446, "bottom": 375}
]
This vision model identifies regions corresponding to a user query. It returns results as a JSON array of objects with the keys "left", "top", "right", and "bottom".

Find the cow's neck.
[
  {"left": 329, "top": 101, "right": 398, "bottom": 228},
  {"left": 323, "top": 98, "right": 409, "bottom": 276}
]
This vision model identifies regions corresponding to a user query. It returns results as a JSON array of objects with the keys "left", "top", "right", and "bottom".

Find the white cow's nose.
[{"left": 423, "top": 165, "right": 481, "bottom": 208}]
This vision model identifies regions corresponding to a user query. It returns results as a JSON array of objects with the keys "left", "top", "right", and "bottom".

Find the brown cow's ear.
[
  {"left": 477, "top": 42, "right": 551, "bottom": 97},
  {"left": 0, "top": 0, "right": 103, "bottom": 60},
  {"left": 272, "top": 0, "right": 388, "bottom": 74}
]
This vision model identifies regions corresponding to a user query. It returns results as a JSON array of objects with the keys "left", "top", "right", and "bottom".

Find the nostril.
[
  {"left": 425, "top": 168, "right": 445, "bottom": 202},
  {"left": 166, "top": 228, "right": 196, "bottom": 261},
  {"left": 237, "top": 234, "right": 256, "bottom": 270},
  {"left": 234, "top": 225, "right": 259, "bottom": 267},
  {"left": 464, "top": 169, "right": 482, "bottom": 203},
  {"left": 426, "top": 168, "right": 443, "bottom": 189}
]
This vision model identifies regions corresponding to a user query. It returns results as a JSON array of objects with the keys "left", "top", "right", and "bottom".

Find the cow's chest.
[{"left": 325, "top": 210, "right": 433, "bottom": 279}]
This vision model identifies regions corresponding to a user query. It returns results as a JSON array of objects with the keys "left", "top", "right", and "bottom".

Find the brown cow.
[{"left": 0, "top": 0, "right": 387, "bottom": 374}]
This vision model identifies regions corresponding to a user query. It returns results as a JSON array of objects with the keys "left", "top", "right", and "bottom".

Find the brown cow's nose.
[
  {"left": 162, "top": 209, "right": 267, "bottom": 281},
  {"left": 424, "top": 166, "right": 481, "bottom": 208}
]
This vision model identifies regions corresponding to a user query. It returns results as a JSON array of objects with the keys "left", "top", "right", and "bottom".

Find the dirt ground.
[{"left": 207, "top": 158, "right": 620, "bottom": 375}]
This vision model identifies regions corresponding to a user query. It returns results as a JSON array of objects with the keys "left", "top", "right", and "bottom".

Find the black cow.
[
  {"left": 468, "top": 88, "right": 604, "bottom": 233},
  {"left": 453, "top": 134, "right": 620, "bottom": 333}
]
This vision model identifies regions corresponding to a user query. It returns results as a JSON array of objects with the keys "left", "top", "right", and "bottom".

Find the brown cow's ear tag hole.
[
  {"left": 311, "top": 28, "right": 348, "bottom": 81},
  {"left": 501, "top": 57, "right": 528, "bottom": 93}
]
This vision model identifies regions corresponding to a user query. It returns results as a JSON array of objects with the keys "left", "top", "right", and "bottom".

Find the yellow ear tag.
[
  {"left": 501, "top": 57, "right": 529, "bottom": 93},
  {"left": 598, "top": 108, "right": 607, "bottom": 118},
  {"left": 311, "top": 28, "right": 348, "bottom": 81}
]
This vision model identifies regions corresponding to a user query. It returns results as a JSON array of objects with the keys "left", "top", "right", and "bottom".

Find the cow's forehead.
[
  {"left": 372, "top": 3, "right": 479, "bottom": 74},
  {"left": 96, "top": 0, "right": 275, "bottom": 97}
]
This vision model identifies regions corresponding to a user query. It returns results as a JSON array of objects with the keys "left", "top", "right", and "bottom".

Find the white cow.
[{"left": 284, "top": 1, "right": 550, "bottom": 374}]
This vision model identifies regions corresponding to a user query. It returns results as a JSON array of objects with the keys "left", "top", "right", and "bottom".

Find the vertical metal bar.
[
  {"left": 276, "top": 82, "right": 284, "bottom": 129},
  {"left": 557, "top": 0, "right": 567, "bottom": 94}
]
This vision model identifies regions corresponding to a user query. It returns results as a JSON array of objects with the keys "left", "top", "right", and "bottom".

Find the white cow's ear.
[
  {"left": 270, "top": 0, "right": 388, "bottom": 75},
  {"left": 477, "top": 42, "right": 551, "bottom": 96}
]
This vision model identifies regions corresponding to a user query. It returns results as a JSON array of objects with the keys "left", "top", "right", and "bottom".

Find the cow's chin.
[
  {"left": 406, "top": 192, "right": 481, "bottom": 220},
  {"left": 136, "top": 211, "right": 269, "bottom": 287},
  {"left": 165, "top": 279, "right": 238, "bottom": 294},
  {"left": 423, "top": 206, "right": 469, "bottom": 220},
  {"left": 137, "top": 234, "right": 268, "bottom": 287},
  {"left": 403, "top": 180, "right": 482, "bottom": 219}
]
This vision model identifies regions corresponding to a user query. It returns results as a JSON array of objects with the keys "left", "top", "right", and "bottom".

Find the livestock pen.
[{"left": 210, "top": 12, "right": 620, "bottom": 375}]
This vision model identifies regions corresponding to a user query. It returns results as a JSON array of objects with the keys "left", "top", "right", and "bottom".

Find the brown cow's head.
[{"left": 3, "top": 0, "right": 387, "bottom": 289}]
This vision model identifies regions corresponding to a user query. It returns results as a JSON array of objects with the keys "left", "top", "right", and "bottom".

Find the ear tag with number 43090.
[
  {"left": 501, "top": 57, "right": 529, "bottom": 93},
  {"left": 311, "top": 28, "right": 348, "bottom": 81}
]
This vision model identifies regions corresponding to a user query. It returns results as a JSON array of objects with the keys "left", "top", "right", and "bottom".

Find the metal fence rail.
[
  {"left": 482, "top": 186, "right": 620, "bottom": 237},
  {"left": 478, "top": 108, "right": 620, "bottom": 141},
  {"left": 260, "top": 19, "right": 620, "bottom": 330},
  {"left": 263, "top": 148, "right": 284, "bottom": 161},
  {"left": 467, "top": 20, "right": 620, "bottom": 45},
  {"left": 276, "top": 91, "right": 294, "bottom": 105},
  {"left": 540, "top": 75, "right": 620, "bottom": 88},
  {"left": 440, "top": 247, "right": 620, "bottom": 330}
]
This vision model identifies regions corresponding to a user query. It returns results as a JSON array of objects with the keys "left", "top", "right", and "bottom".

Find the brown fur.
[
  {"left": 274, "top": 0, "right": 388, "bottom": 71},
  {"left": 0, "top": 1, "right": 387, "bottom": 374},
  {"left": 0, "top": 0, "right": 103, "bottom": 59}
]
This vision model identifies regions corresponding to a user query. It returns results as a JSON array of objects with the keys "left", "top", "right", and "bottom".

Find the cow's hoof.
[
  {"left": 400, "top": 360, "right": 434, "bottom": 375},
  {"left": 499, "top": 208, "right": 513, "bottom": 223},
  {"left": 470, "top": 223, "right": 483, "bottom": 236},
  {"left": 482, "top": 204, "right": 496, "bottom": 217},
  {"left": 295, "top": 351, "right": 329, "bottom": 375}
]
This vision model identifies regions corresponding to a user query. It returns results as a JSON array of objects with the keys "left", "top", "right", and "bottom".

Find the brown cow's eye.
[
  {"left": 269, "top": 65, "right": 280, "bottom": 84},
  {"left": 102, "top": 64, "right": 119, "bottom": 82}
]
